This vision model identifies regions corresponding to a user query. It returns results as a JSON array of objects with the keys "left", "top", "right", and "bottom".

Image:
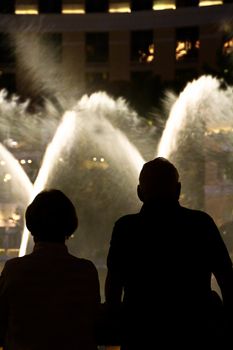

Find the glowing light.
[
  {"left": 195, "top": 40, "right": 200, "bottom": 49},
  {"left": 223, "top": 38, "right": 233, "bottom": 56},
  {"left": 138, "top": 44, "right": 155, "bottom": 63},
  {"left": 109, "top": 3, "right": 131, "bottom": 13},
  {"left": 4, "top": 138, "right": 19, "bottom": 148},
  {"left": 205, "top": 126, "right": 233, "bottom": 135},
  {"left": 153, "top": 2, "right": 176, "bottom": 10},
  {"left": 15, "top": 4, "right": 38, "bottom": 15},
  {"left": 93, "top": 157, "right": 97, "bottom": 161},
  {"left": 6, "top": 248, "right": 20, "bottom": 252},
  {"left": 20, "top": 159, "right": 26, "bottom": 165},
  {"left": 62, "top": 5, "right": 85, "bottom": 14},
  {"left": 100, "top": 157, "right": 105, "bottom": 162},
  {"left": 4, "top": 174, "right": 12, "bottom": 182},
  {"left": 12, "top": 212, "right": 21, "bottom": 221},
  {"left": 15, "top": 9, "right": 38, "bottom": 14},
  {"left": 27, "top": 159, "right": 32, "bottom": 164},
  {"left": 199, "top": 0, "right": 223, "bottom": 6},
  {"left": 176, "top": 40, "right": 199, "bottom": 61}
]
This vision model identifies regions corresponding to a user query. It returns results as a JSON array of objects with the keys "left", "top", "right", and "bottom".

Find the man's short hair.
[
  {"left": 25, "top": 189, "right": 78, "bottom": 242},
  {"left": 138, "top": 157, "right": 180, "bottom": 202}
]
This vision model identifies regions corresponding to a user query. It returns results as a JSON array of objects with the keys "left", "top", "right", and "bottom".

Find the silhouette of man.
[
  {"left": 0, "top": 189, "right": 101, "bottom": 350},
  {"left": 105, "top": 157, "right": 233, "bottom": 349}
]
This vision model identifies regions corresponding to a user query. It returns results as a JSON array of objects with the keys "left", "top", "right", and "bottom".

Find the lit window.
[
  {"left": 223, "top": 38, "right": 233, "bottom": 56},
  {"left": 176, "top": 40, "right": 200, "bottom": 60},
  {"left": 131, "top": 31, "right": 154, "bottom": 63},
  {"left": 62, "top": 4, "right": 85, "bottom": 14},
  {"left": 176, "top": 27, "right": 199, "bottom": 62},
  {"left": 15, "top": 3, "right": 38, "bottom": 14},
  {"left": 176, "top": 41, "right": 190, "bottom": 60},
  {"left": 153, "top": 1, "right": 176, "bottom": 10},
  {"left": 0, "top": 33, "right": 15, "bottom": 64},
  {"left": 199, "top": 0, "right": 223, "bottom": 6},
  {"left": 109, "top": 2, "right": 131, "bottom": 13}
]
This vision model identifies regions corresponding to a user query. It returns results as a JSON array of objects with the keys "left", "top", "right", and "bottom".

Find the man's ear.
[{"left": 137, "top": 185, "right": 144, "bottom": 202}]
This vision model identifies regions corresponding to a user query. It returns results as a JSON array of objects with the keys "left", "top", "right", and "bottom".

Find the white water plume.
[
  {"left": 157, "top": 75, "right": 233, "bottom": 159},
  {"left": 2, "top": 92, "right": 144, "bottom": 258},
  {"left": 19, "top": 111, "right": 77, "bottom": 256}
]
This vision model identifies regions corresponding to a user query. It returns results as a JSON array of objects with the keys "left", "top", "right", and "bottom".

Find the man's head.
[
  {"left": 137, "top": 157, "right": 181, "bottom": 203},
  {"left": 25, "top": 189, "right": 78, "bottom": 243}
]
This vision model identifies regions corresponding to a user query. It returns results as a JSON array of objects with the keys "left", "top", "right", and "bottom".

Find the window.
[
  {"left": 86, "top": 33, "right": 109, "bottom": 63},
  {"left": 109, "top": 2, "right": 131, "bottom": 13},
  {"left": 62, "top": 3, "right": 85, "bottom": 14},
  {"left": 176, "top": 0, "right": 198, "bottom": 6},
  {"left": 199, "top": 0, "right": 222, "bottom": 6},
  {"left": 39, "top": 34, "right": 62, "bottom": 63},
  {"left": 131, "top": 0, "right": 153, "bottom": 10},
  {"left": 131, "top": 31, "right": 154, "bottom": 63},
  {"left": 175, "top": 68, "right": 198, "bottom": 89},
  {"left": 0, "top": 0, "right": 15, "bottom": 13},
  {"left": 176, "top": 27, "right": 199, "bottom": 61},
  {"left": 85, "top": 72, "right": 109, "bottom": 92},
  {"left": 130, "top": 71, "right": 161, "bottom": 114},
  {"left": 131, "top": 71, "right": 154, "bottom": 86},
  {"left": 85, "top": 0, "right": 108, "bottom": 13},
  {"left": 153, "top": 1, "right": 176, "bottom": 10},
  {"left": 222, "top": 36, "right": 233, "bottom": 56},
  {"left": 0, "top": 33, "right": 15, "bottom": 64},
  {"left": 15, "top": 1, "right": 38, "bottom": 15},
  {"left": 38, "top": 0, "right": 62, "bottom": 13}
]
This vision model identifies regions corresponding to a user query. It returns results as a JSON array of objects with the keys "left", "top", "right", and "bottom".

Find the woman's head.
[{"left": 25, "top": 189, "right": 78, "bottom": 243}]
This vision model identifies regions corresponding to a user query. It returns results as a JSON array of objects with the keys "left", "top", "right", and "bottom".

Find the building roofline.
[{"left": 0, "top": 4, "right": 232, "bottom": 33}]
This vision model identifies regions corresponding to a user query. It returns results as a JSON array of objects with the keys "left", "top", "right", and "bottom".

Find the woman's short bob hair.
[{"left": 25, "top": 189, "right": 78, "bottom": 242}]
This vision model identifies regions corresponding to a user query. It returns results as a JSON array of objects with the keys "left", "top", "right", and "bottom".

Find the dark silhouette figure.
[
  {"left": 105, "top": 157, "right": 233, "bottom": 349},
  {"left": 0, "top": 189, "right": 101, "bottom": 350}
]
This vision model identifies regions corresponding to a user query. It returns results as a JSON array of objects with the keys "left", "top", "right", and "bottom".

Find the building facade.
[{"left": 0, "top": 0, "right": 232, "bottom": 102}]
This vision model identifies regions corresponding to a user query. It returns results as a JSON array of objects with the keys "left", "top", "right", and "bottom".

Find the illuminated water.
[
  {"left": 0, "top": 74, "right": 233, "bottom": 297},
  {"left": 19, "top": 111, "right": 78, "bottom": 256},
  {"left": 0, "top": 91, "right": 146, "bottom": 296},
  {"left": 157, "top": 76, "right": 233, "bottom": 218},
  {"left": 157, "top": 75, "right": 233, "bottom": 158}
]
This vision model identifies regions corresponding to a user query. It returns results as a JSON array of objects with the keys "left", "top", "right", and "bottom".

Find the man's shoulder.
[
  {"left": 69, "top": 254, "right": 98, "bottom": 272},
  {"left": 115, "top": 212, "right": 141, "bottom": 226},
  {"left": 180, "top": 205, "right": 214, "bottom": 223}
]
